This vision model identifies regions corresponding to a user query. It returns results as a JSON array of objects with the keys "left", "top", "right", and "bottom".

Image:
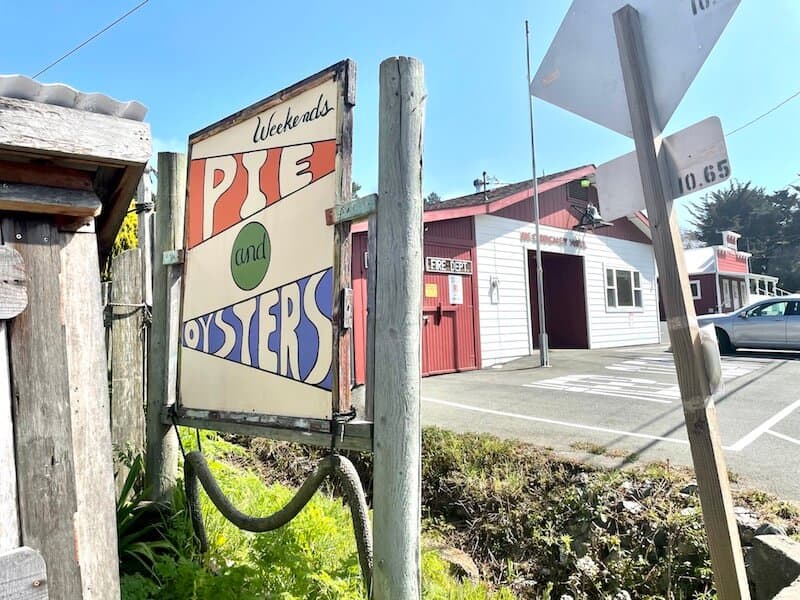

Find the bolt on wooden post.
[
  {"left": 613, "top": 6, "right": 749, "bottom": 597},
  {"left": 372, "top": 56, "right": 426, "bottom": 599}
]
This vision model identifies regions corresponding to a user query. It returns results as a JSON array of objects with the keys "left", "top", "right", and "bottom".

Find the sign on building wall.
[
  {"left": 425, "top": 257, "right": 472, "bottom": 275},
  {"left": 178, "top": 61, "right": 354, "bottom": 422}
]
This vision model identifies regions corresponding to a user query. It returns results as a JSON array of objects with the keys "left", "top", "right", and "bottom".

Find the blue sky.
[{"left": 2, "top": 1, "right": 798, "bottom": 229}]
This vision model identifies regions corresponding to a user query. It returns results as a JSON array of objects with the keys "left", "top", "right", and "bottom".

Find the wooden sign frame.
[{"left": 173, "top": 60, "right": 370, "bottom": 450}]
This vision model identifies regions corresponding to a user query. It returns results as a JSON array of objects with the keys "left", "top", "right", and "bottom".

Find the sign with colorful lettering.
[{"left": 178, "top": 61, "right": 354, "bottom": 422}]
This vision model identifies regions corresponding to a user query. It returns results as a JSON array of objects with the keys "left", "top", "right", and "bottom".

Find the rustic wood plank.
[
  {"left": 1, "top": 217, "right": 83, "bottom": 600},
  {"left": 0, "top": 183, "right": 101, "bottom": 217},
  {"left": 372, "top": 57, "right": 426, "bottom": 599},
  {"left": 325, "top": 193, "right": 376, "bottom": 225},
  {"left": 145, "top": 153, "right": 183, "bottom": 501},
  {"left": 60, "top": 227, "right": 121, "bottom": 599},
  {"left": 365, "top": 210, "right": 377, "bottom": 423},
  {"left": 0, "top": 96, "right": 151, "bottom": 166},
  {"left": 0, "top": 546, "right": 48, "bottom": 599},
  {"left": 614, "top": 7, "right": 749, "bottom": 598},
  {"left": 0, "top": 322, "right": 19, "bottom": 552},
  {"left": 94, "top": 164, "right": 147, "bottom": 260},
  {"left": 0, "top": 160, "right": 94, "bottom": 191},
  {"left": 0, "top": 245, "right": 27, "bottom": 319},
  {"left": 332, "top": 59, "right": 355, "bottom": 415},
  {"left": 110, "top": 249, "right": 145, "bottom": 494}
]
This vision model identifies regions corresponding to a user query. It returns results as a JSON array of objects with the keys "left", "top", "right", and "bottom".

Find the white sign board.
[
  {"left": 178, "top": 62, "right": 353, "bottom": 421},
  {"left": 448, "top": 275, "right": 463, "bottom": 305},
  {"left": 532, "top": 0, "right": 740, "bottom": 137},
  {"left": 597, "top": 116, "right": 731, "bottom": 221}
]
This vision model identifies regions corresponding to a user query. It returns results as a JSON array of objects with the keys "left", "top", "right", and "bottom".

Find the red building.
[{"left": 352, "top": 165, "right": 660, "bottom": 382}]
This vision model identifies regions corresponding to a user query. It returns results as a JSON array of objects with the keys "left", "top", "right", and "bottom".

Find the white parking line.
[
  {"left": 524, "top": 374, "right": 678, "bottom": 404},
  {"left": 728, "top": 398, "right": 800, "bottom": 451},
  {"left": 422, "top": 396, "right": 690, "bottom": 445},
  {"left": 766, "top": 430, "right": 800, "bottom": 447}
]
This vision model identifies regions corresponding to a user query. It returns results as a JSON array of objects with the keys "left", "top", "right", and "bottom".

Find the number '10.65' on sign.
[{"left": 676, "top": 159, "right": 730, "bottom": 195}]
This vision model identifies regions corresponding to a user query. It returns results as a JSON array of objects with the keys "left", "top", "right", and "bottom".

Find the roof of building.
[
  {"left": 684, "top": 247, "right": 717, "bottom": 274},
  {"left": 428, "top": 165, "right": 594, "bottom": 212},
  {"left": 0, "top": 74, "right": 147, "bottom": 121}
]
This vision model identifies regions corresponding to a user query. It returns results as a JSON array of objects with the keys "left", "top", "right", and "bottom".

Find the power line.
[
  {"left": 725, "top": 88, "right": 800, "bottom": 136},
  {"left": 32, "top": 0, "right": 150, "bottom": 79}
]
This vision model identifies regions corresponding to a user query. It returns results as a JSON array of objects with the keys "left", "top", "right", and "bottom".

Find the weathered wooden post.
[
  {"left": 372, "top": 56, "right": 426, "bottom": 599},
  {"left": 145, "top": 152, "right": 184, "bottom": 501},
  {"left": 613, "top": 7, "right": 749, "bottom": 595},
  {"left": 0, "top": 76, "right": 151, "bottom": 599}
]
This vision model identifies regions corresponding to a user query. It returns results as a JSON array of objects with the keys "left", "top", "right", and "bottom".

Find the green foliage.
[
  {"left": 425, "top": 192, "right": 442, "bottom": 205},
  {"left": 116, "top": 452, "right": 177, "bottom": 580},
  {"left": 122, "top": 431, "right": 509, "bottom": 599},
  {"left": 689, "top": 180, "right": 800, "bottom": 291}
]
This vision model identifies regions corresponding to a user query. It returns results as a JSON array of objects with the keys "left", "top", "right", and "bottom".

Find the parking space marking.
[
  {"left": 766, "top": 430, "right": 800, "bottom": 447},
  {"left": 729, "top": 398, "right": 800, "bottom": 451},
  {"left": 423, "top": 396, "right": 690, "bottom": 445},
  {"left": 523, "top": 374, "right": 679, "bottom": 404},
  {"left": 606, "top": 355, "right": 769, "bottom": 381}
]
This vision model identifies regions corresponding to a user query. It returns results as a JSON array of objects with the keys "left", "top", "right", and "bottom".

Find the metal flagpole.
[{"left": 525, "top": 20, "right": 550, "bottom": 367}]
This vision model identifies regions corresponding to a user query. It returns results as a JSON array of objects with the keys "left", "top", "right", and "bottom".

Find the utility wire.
[
  {"left": 32, "top": 0, "right": 150, "bottom": 79},
  {"left": 725, "top": 88, "right": 800, "bottom": 136}
]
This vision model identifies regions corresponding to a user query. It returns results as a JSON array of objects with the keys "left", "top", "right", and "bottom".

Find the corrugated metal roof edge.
[{"left": 0, "top": 74, "right": 147, "bottom": 121}]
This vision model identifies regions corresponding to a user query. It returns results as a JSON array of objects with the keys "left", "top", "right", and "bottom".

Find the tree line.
[{"left": 689, "top": 179, "right": 800, "bottom": 293}]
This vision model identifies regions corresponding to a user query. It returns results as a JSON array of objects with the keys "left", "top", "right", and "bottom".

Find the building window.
[
  {"left": 606, "top": 268, "right": 643, "bottom": 309},
  {"left": 690, "top": 280, "right": 701, "bottom": 299}
]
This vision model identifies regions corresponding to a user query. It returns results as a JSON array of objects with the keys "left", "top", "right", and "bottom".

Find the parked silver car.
[{"left": 697, "top": 295, "right": 800, "bottom": 353}]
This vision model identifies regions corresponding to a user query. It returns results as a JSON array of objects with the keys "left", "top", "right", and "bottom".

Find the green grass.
[{"left": 121, "top": 431, "right": 512, "bottom": 599}]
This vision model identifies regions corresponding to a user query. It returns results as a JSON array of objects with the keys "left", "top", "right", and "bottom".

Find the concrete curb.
[{"left": 747, "top": 535, "right": 800, "bottom": 600}]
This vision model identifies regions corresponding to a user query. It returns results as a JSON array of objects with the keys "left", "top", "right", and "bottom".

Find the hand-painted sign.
[
  {"left": 179, "top": 61, "right": 354, "bottom": 421},
  {"left": 425, "top": 257, "right": 472, "bottom": 275}
]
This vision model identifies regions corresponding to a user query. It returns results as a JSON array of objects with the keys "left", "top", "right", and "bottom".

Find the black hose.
[{"left": 183, "top": 451, "right": 372, "bottom": 595}]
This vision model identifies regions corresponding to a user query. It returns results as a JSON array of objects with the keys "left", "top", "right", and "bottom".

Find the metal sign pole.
[
  {"left": 525, "top": 20, "right": 550, "bottom": 367},
  {"left": 613, "top": 6, "right": 749, "bottom": 597}
]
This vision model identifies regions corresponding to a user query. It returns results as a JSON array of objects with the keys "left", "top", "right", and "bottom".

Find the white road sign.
[
  {"left": 532, "top": 0, "right": 740, "bottom": 137},
  {"left": 596, "top": 116, "right": 731, "bottom": 221}
]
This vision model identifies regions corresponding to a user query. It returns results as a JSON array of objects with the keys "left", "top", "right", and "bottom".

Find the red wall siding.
[
  {"left": 493, "top": 185, "right": 652, "bottom": 244},
  {"left": 716, "top": 248, "right": 748, "bottom": 274},
  {"left": 351, "top": 217, "right": 480, "bottom": 385},
  {"left": 693, "top": 273, "right": 719, "bottom": 315}
]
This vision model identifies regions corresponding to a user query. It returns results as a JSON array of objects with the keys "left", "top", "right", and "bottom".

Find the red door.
[{"left": 422, "top": 306, "right": 458, "bottom": 375}]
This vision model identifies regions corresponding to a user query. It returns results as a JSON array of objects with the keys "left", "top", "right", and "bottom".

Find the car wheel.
[{"left": 716, "top": 328, "right": 734, "bottom": 355}]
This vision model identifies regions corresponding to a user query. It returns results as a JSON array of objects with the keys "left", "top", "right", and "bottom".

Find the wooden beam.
[
  {"left": 0, "top": 96, "right": 151, "bottom": 167},
  {"left": 0, "top": 160, "right": 94, "bottom": 191},
  {"left": 60, "top": 226, "right": 121, "bottom": 598},
  {"left": 613, "top": 7, "right": 749, "bottom": 598},
  {"left": 325, "top": 193, "right": 376, "bottom": 225},
  {"left": 0, "top": 245, "right": 27, "bottom": 320},
  {"left": 145, "top": 153, "right": 183, "bottom": 501},
  {"left": 372, "top": 57, "right": 426, "bottom": 600},
  {"left": 110, "top": 248, "right": 145, "bottom": 495},
  {"left": 95, "top": 164, "right": 146, "bottom": 259},
  {"left": 0, "top": 547, "right": 47, "bottom": 599},
  {"left": 2, "top": 217, "right": 84, "bottom": 599},
  {"left": 0, "top": 322, "right": 20, "bottom": 552},
  {"left": 0, "top": 183, "right": 101, "bottom": 217}
]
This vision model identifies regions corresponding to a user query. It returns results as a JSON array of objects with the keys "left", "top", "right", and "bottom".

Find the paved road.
[{"left": 421, "top": 345, "right": 800, "bottom": 500}]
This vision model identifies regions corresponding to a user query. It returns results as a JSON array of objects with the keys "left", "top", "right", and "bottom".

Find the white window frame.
[
  {"left": 605, "top": 266, "right": 644, "bottom": 312},
  {"left": 689, "top": 280, "right": 702, "bottom": 300}
]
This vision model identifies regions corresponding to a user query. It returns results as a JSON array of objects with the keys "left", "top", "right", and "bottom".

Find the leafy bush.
[{"left": 122, "top": 431, "right": 510, "bottom": 599}]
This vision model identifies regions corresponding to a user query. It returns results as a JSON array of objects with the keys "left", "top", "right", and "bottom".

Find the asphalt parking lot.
[{"left": 421, "top": 344, "right": 800, "bottom": 500}]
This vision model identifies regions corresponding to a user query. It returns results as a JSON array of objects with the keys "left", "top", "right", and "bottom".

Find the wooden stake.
[
  {"left": 613, "top": 6, "right": 749, "bottom": 597},
  {"left": 372, "top": 56, "right": 426, "bottom": 599},
  {"left": 145, "top": 152, "right": 184, "bottom": 501},
  {"left": 0, "top": 322, "right": 19, "bottom": 552}
]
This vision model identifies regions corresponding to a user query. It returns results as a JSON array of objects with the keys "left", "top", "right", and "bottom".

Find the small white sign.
[
  {"left": 532, "top": 0, "right": 740, "bottom": 137},
  {"left": 597, "top": 116, "right": 731, "bottom": 221},
  {"left": 448, "top": 275, "right": 464, "bottom": 305}
]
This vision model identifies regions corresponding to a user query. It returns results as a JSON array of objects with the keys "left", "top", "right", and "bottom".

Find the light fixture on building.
[{"left": 571, "top": 201, "right": 614, "bottom": 231}]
